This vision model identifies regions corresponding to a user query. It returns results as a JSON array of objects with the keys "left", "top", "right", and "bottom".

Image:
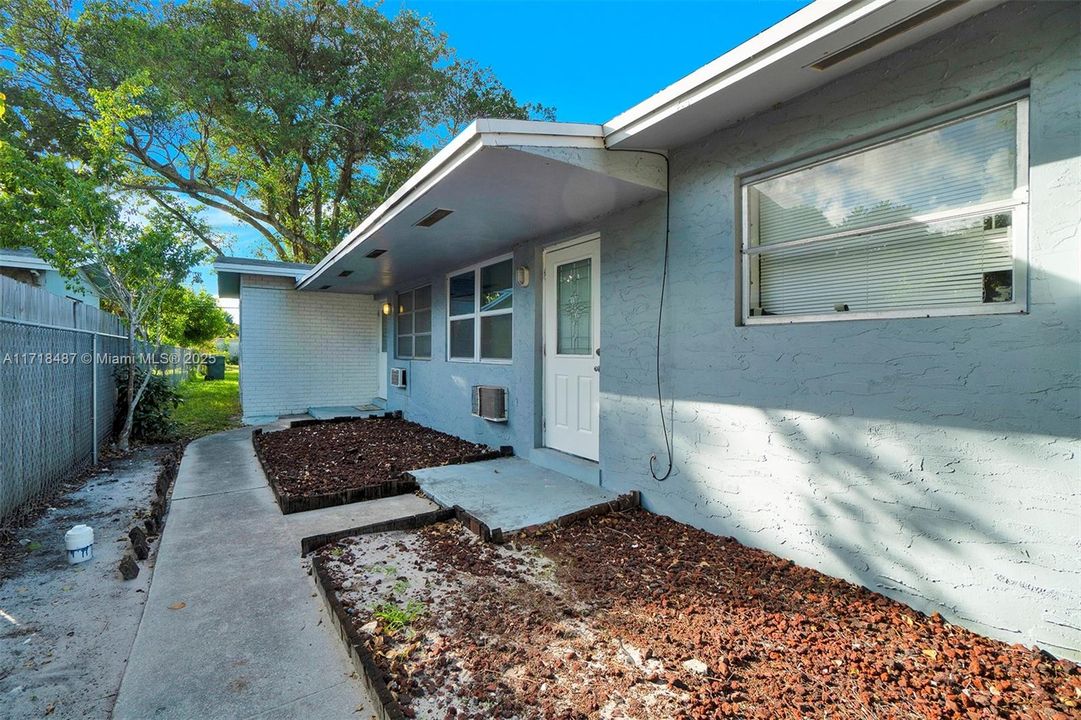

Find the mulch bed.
[
  {"left": 254, "top": 417, "right": 501, "bottom": 513},
  {"left": 316, "top": 509, "right": 1080, "bottom": 720}
]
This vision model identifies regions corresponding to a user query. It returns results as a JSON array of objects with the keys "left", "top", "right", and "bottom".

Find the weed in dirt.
[
  {"left": 392, "top": 579, "right": 410, "bottom": 594},
  {"left": 373, "top": 600, "right": 424, "bottom": 633},
  {"left": 329, "top": 547, "right": 344, "bottom": 558}
]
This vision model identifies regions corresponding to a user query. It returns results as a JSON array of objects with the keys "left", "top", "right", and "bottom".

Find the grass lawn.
[{"left": 173, "top": 364, "right": 241, "bottom": 439}]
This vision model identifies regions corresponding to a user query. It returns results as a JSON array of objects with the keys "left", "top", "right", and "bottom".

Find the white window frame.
[
  {"left": 395, "top": 285, "right": 431, "bottom": 360},
  {"left": 446, "top": 253, "right": 514, "bottom": 364},
  {"left": 739, "top": 93, "right": 1029, "bottom": 325}
]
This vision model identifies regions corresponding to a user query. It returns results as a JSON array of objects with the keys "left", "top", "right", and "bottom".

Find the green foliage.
[
  {"left": 372, "top": 600, "right": 425, "bottom": 633},
  {"left": 2, "top": 0, "right": 554, "bottom": 262},
  {"left": 113, "top": 365, "right": 181, "bottom": 442},
  {"left": 150, "top": 286, "right": 236, "bottom": 349}
]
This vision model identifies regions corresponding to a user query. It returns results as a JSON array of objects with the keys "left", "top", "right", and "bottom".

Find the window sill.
[
  {"left": 447, "top": 358, "right": 513, "bottom": 365},
  {"left": 742, "top": 302, "right": 1027, "bottom": 326}
]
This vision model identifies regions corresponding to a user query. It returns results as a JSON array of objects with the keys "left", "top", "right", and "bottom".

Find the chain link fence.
[{"left": 0, "top": 275, "right": 197, "bottom": 525}]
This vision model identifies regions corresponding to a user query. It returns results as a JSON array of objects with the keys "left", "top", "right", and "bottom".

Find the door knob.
[{"left": 593, "top": 365, "right": 600, "bottom": 372}]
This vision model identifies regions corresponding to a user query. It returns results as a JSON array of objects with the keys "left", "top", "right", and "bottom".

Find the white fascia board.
[
  {"left": 603, "top": 0, "right": 897, "bottom": 146},
  {"left": 213, "top": 261, "right": 309, "bottom": 280},
  {"left": 298, "top": 120, "right": 606, "bottom": 289}
]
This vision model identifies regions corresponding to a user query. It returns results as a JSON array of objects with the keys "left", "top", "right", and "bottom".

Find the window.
[
  {"left": 396, "top": 286, "right": 431, "bottom": 359},
  {"left": 741, "top": 96, "right": 1028, "bottom": 324},
  {"left": 447, "top": 256, "right": 513, "bottom": 362}
]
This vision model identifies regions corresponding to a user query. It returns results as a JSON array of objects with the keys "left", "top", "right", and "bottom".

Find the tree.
[
  {"left": 149, "top": 286, "right": 236, "bottom": 348},
  {"left": 2, "top": 0, "right": 554, "bottom": 262},
  {"left": 0, "top": 90, "right": 210, "bottom": 450}
]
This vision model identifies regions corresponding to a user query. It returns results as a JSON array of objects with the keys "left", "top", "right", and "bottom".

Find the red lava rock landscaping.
[
  {"left": 316, "top": 509, "right": 1081, "bottom": 720},
  {"left": 254, "top": 417, "right": 494, "bottom": 496}
]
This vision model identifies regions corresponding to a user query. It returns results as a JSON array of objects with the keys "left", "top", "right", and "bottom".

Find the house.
[
  {"left": 0, "top": 248, "right": 101, "bottom": 308},
  {"left": 216, "top": 0, "right": 1081, "bottom": 659}
]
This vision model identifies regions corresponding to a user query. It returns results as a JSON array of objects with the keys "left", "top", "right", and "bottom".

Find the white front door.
[
  {"left": 377, "top": 307, "right": 388, "bottom": 399},
  {"left": 543, "top": 235, "right": 600, "bottom": 461}
]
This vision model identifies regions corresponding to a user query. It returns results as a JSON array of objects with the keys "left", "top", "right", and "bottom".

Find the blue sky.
[{"left": 208, "top": 0, "right": 807, "bottom": 307}]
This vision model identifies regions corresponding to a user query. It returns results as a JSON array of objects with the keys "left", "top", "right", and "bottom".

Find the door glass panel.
[
  {"left": 380, "top": 311, "right": 387, "bottom": 352},
  {"left": 556, "top": 258, "right": 592, "bottom": 355}
]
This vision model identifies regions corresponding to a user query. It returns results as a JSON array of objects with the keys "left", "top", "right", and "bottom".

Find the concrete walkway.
[
  {"left": 412, "top": 457, "right": 619, "bottom": 531},
  {"left": 112, "top": 427, "right": 437, "bottom": 720}
]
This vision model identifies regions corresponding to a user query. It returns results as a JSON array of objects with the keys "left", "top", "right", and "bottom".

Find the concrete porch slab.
[
  {"left": 410, "top": 457, "right": 619, "bottom": 532},
  {"left": 308, "top": 404, "right": 382, "bottom": 420}
]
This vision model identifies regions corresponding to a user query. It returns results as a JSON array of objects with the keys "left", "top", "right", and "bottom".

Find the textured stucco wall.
[
  {"left": 385, "top": 242, "right": 542, "bottom": 457},
  {"left": 239, "top": 274, "right": 379, "bottom": 417},
  {"left": 598, "top": 1, "right": 1080, "bottom": 657},
  {"left": 378, "top": 1, "right": 1078, "bottom": 657}
]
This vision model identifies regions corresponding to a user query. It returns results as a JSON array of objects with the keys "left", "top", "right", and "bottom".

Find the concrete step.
[{"left": 529, "top": 448, "right": 601, "bottom": 486}]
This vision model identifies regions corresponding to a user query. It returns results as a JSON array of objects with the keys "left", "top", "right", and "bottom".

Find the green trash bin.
[{"left": 205, "top": 354, "right": 227, "bottom": 380}]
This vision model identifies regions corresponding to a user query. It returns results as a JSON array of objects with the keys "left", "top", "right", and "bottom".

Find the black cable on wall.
[{"left": 608, "top": 146, "right": 674, "bottom": 481}]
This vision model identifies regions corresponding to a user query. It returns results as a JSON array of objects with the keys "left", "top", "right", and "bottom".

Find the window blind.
[{"left": 745, "top": 101, "right": 1023, "bottom": 319}]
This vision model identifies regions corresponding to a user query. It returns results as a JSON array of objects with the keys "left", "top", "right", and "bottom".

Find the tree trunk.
[{"left": 116, "top": 328, "right": 138, "bottom": 451}]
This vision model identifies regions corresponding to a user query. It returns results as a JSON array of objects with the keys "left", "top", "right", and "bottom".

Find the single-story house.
[
  {"left": 0, "top": 248, "right": 101, "bottom": 308},
  {"left": 217, "top": 0, "right": 1080, "bottom": 659}
]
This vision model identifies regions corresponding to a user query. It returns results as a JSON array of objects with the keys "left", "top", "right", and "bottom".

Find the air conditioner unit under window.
[
  {"left": 390, "top": 368, "right": 407, "bottom": 388},
  {"left": 472, "top": 385, "right": 508, "bottom": 422}
]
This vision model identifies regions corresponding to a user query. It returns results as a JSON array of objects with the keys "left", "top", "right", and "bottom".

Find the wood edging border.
[
  {"left": 300, "top": 507, "right": 456, "bottom": 555},
  {"left": 303, "top": 489, "right": 641, "bottom": 718},
  {"left": 508, "top": 490, "right": 642, "bottom": 538},
  {"left": 311, "top": 552, "right": 409, "bottom": 720},
  {"left": 289, "top": 411, "right": 402, "bottom": 429},
  {"left": 251, "top": 424, "right": 510, "bottom": 515}
]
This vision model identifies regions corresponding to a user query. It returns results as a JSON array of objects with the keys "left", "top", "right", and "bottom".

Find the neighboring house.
[
  {"left": 0, "top": 248, "right": 101, "bottom": 308},
  {"left": 217, "top": 1, "right": 1081, "bottom": 658}
]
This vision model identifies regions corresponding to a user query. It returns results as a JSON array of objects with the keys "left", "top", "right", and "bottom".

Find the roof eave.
[{"left": 298, "top": 120, "right": 607, "bottom": 290}]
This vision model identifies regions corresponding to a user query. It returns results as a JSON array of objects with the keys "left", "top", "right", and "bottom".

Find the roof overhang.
[
  {"left": 215, "top": 256, "right": 313, "bottom": 299},
  {"left": 0, "top": 251, "right": 52, "bottom": 272},
  {"left": 299, "top": 119, "right": 666, "bottom": 294},
  {"left": 604, "top": 0, "right": 1005, "bottom": 150}
]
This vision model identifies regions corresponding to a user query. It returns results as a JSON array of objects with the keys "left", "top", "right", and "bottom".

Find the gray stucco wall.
[
  {"left": 384, "top": 1, "right": 1079, "bottom": 657},
  {"left": 599, "top": 1, "right": 1080, "bottom": 657},
  {"left": 385, "top": 242, "right": 541, "bottom": 457}
]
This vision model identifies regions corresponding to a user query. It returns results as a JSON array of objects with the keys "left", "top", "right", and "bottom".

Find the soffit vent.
[
  {"left": 809, "top": 0, "right": 968, "bottom": 71},
  {"left": 319, "top": 284, "right": 331, "bottom": 290},
  {"left": 414, "top": 208, "right": 454, "bottom": 227},
  {"left": 365, "top": 248, "right": 386, "bottom": 258},
  {"left": 338, "top": 270, "right": 353, "bottom": 277}
]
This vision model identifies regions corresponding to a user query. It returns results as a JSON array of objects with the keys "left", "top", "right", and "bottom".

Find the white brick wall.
[{"left": 239, "top": 274, "right": 379, "bottom": 417}]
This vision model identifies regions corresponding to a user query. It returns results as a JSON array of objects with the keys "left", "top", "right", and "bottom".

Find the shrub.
[{"left": 113, "top": 366, "right": 182, "bottom": 442}]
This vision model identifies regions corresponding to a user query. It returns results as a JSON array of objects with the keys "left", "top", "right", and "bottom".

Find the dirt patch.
[
  {"left": 254, "top": 417, "right": 496, "bottom": 497},
  {"left": 316, "top": 510, "right": 1080, "bottom": 720},
  {"left": 0, "top": 446, "right": 173, "bottom": 719}
]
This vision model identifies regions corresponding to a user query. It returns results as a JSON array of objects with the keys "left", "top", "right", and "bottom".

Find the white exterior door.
[
  {"left": 543, "top": 235, "right": 600, "bottom": 461},
  {"left": 377, "top": 307, "right": 388, "bottom": 399}
]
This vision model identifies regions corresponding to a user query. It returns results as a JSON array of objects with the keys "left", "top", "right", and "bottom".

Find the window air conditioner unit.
[
  {"left": 472, "top": 385, "right": 508, "bottom": 422},
  {"left": 390, "top": 368, "right": 407, "bottom": 388}
]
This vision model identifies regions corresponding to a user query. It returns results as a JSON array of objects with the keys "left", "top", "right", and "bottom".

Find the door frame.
[{"left": 542, "top": 232, "right": 601, "bottom": 460}]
